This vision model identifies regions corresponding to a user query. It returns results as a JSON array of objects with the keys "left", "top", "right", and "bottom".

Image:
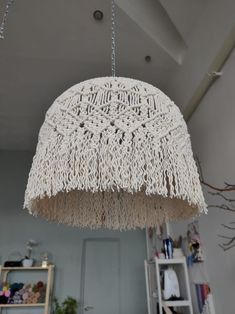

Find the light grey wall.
[
  {"left": 170, "top": 50, "right": 235, "bottom": 314},
  {"left": 0, "top": 151, "right": 147, "bottom": 314},
  {"left": 167, "top": 0, "right": 235, "bottom": 113}
]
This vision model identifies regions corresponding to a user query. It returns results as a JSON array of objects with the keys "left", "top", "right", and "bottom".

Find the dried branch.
[
  {"left": 195, "top": 155, "right": 235, "bottom": 251},
  {"left": 200, "top": 180, "right": 235, "bottom": 192},
  {"left": 208, "top": 191, "right": 235, "bottom": 204},
  {"left": 207, "top": 204, "right": 235, "bottom": 212},
  {"left": 224, "top": 182, "right": 235, "bottom": 189},
  {"left": 219, "top": 243, "right": 235, "bottom": 251},
  {"left": 221, "top": 223, "right": 235, "bottom": 230},
  {"left": 218, "top": 235, "right": 235, "bottom": 246},
  {"left": 195, "top": 156, "right": 235, "bottom": 192}
]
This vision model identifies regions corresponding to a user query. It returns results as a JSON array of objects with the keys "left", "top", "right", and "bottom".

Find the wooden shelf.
[
  {"left": 1, "top": 266, "right": 54, "bottom": 271},
  {"left": 0, "top": 303, "right": 45, "bottom": 308},
  {"left": 0, "top": 265, "right": 54, "bottom": 314},
  {"left": 151, "top": 256, "right": 193, "bottom": 314}
]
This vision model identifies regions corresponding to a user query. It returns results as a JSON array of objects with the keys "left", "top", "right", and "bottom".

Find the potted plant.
[
  {"left": 53, "top": 297, "right": 79, "bottom": 314},
  {"left": 22, "top": 240, "right": 38, "bottom": 267}
]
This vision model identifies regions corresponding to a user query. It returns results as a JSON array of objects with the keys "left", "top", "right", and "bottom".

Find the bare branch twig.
[
  {"left": 201, "top": 180, "right": 235, "bottom": 192},
  {"left": 196, "top": 156, "right": 235, "bottom": 251},
  {"left": 207, "top": 204, "right": 235, "bottom": 212},
  {"left": 208, "top": 191, "right": 235, "bottom": 204},
  {"left": 224, "top": 182, "right": 235, "bottom": 189},
  {"left": 219, "top": 243, "right": 235, "bottom": 251},
  {"left": 221, "top": 224, "right": 235, "bottom": 230},
  {"left": 218, "top": 235, "right": 235, "bottom": 246}
]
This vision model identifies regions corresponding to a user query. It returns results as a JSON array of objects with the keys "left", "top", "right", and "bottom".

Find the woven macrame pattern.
[{"left": 24, "top": 77, "right": 206, "bottom": 229}]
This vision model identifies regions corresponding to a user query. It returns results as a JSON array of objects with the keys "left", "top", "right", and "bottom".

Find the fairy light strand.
[
  {"left": 0, "top": 0, "right": 15, "bottom": 39},
  {"left": 111, "top": 0, "right": 116, "bottom": 77}
]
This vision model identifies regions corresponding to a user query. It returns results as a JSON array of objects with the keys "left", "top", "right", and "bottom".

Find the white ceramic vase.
[{"left": 22, "top": 258, "right": 34, "bottom": 267}]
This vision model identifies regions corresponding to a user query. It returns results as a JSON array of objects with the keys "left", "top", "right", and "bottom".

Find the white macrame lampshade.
[{"left": 24, "top": 77, "right": 206, "bottom": 229}]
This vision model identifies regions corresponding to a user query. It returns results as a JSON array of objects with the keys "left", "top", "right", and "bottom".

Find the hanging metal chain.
[
  {"left": 111, "top": 0, "right": 116, "bottom": 77},
  {"left": 0, "top": 0, "right": 15, "bottom": 39}
]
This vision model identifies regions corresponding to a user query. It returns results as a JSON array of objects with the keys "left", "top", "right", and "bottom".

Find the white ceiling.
[{"left": 0, "top": 0, "right": 234, "bottom": 151}]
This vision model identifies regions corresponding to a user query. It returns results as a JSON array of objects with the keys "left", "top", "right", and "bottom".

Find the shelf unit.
[
  {"left": 145, "top": 257, "right": 193, "bottom": 314},
  {"left": 155, "top": 257, "right": 193, "bottom": 314},
  {"left": 0, "top": 265, "right": 54, "bottom": 314},
  {"left": 145, "top": 260, "right": 157, "bottom": 314}
]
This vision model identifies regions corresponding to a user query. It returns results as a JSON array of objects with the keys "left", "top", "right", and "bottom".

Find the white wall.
[
  {"left": 0, "top": 151, "right": 147, "bottom": 314},
  {"left": 166, "top": 0, "right": 235, "bottom": 114},
  {"left": 171, "top": 50, "right": 235, "bottom": 314}
]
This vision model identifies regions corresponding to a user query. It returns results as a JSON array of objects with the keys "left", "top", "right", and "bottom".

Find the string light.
[
  {"left": 0, "top": 0, "right": 15, "bottom": 39},
  {"left": 111, "top": 0, "right": 116, "bottom": 77}
]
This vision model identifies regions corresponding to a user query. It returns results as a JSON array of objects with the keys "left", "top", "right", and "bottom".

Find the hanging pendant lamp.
[{"left": 24, "top": 1, "right": 206, "bottom": 229}]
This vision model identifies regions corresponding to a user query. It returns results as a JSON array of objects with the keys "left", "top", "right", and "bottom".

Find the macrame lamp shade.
[{"left": 24, "top": 77, "right": 206, "bottom": 229}]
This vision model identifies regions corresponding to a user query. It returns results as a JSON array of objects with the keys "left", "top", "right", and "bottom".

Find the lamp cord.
[
  {"left": 0, "top": 0, "right": 15, "bottom": 39},
  {"left": 111, "top": 0, "right": 116, "bottom": 77}
]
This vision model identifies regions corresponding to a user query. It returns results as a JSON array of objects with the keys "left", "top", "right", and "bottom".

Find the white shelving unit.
[
  {"left": 0, "top": 265, "right": 54, "bottom": 314},
  {"left": 155, "top": 257, "right": 193, "bottom": 314},
  {"left": 145, "top": 260, "right": 157, "bottom": 314},
  {"left": 145, "top": 257, "right": 193, "bottom": 314}
]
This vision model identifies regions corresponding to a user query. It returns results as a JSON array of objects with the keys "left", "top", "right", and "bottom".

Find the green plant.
[{"left": 53, "top": 297, "right": 79, "bottom": 314}]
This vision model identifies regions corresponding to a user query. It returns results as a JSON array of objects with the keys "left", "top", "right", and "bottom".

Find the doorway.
[{"left": 80, "top": 238, "right": 120, "bottom": 314}]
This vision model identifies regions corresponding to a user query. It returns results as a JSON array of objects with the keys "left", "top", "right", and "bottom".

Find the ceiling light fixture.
[
  {"left": 93, "top": 10, "right": 104, "bottom": 21},
  {"left": 145, "top": 55, "right": 151, "bottom": 62},
  {"left": 24, "top": 0, "right": 207, "bottom": 229}
]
